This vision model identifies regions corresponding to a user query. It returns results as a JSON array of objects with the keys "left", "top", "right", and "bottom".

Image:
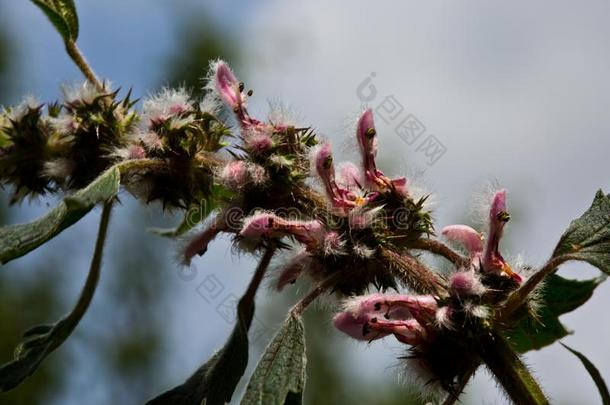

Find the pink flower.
[
  {"left": 212, "top": 60, "right": 260, "bottom": 128},
  {"left": 333, "top": 311, "right": 390, "bottom": 341},
  {"left": 334, "top": 293, "right": 440, "bottom": 345},
  {"left": 210, "top": 60, "right": 300, "bottom": 146},
  {"left": 247, "top": 163, "right": 268, "bottom": 185},
  {"left": 441, "top": 224, "right": 484, "bottom": 264},
  {"left": 482, "top": 190, "right": 522, "bottom": 283},
  {"left": 441, "top": 190, "right": 522, "bottom": 283},
  {"left": 214, "top": 61, "right": 243, "bottom": 109},
  {"left": 313, "top": 143, "right": 376, "bottom": 212},
  {"left": 356, "top": 109, "right": 408, "bottom": 197},
  {"left": 239, "top": 212, "right": 326, "bottom": 249}
]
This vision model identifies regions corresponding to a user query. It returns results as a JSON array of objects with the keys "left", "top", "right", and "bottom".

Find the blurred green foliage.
[
  {"left": 0, "top": 15, "right": 14, "bottom": 104},
  {"left": 164, "top": 14, "right": 238, "bottom": 98}
]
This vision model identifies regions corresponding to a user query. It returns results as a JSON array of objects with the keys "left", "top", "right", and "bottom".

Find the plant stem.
[
  {"left": 116, "top": 158, "right": 167, "bottom": 175},
  {"left": 410, "top": 238, "right": 470, "bottom": 268},
  {"left": 380, "top": 247, "right": 448, "bottom": 296},
  {"left": 52, "top": 200, "right": 114, "bottom": 344},
  {"left": 497, "top": 255, "right": 571, "bottom": 321},
  {"left": 65, "top": 40, "right": 103, "bottom": 91},
  {"left": 242, "top": 245, "right": 276, "bottom": 306},
  {"left": 441, "top": 363, "right": 479, "bottom": 405},
  {"left": 290, "top": 273, "right": 341, "bottom": 317},
  {"left": 478, "top": 332, "right": 549, "bottom": 405}
]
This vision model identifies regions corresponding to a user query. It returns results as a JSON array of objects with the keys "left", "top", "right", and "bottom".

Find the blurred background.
[{"left": 1, "top": 1, "right": 610, "bottom": 404}]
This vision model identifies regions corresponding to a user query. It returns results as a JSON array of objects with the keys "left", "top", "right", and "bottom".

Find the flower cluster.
[
  {"left": 175, "top": 61, "right": 443, "bottom": 295},
  {"left": 3, "top": 3, "right": 606, "bottom": 402},
  {"left": 333, "top": 189, "right": 526, "bottom": 395},
  {"left": 0, "top": 58, "right": 539, "bottom": 400},
  {"left": 0, "top": 83, "right": 136, "bottom": 201}
]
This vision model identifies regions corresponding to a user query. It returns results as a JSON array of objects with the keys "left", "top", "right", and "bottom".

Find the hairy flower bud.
[
  {"left": 143, "top": 88, "right": 193, "bottom": 128},
  {"left": 219, "top": 160, "right": 249, "bottom": 189},
  {"left": 243, "top": 127, "right": 274, "bottom": 153},
  {"left": 450, "top": 271, "right": 486, "bottom": 297}
]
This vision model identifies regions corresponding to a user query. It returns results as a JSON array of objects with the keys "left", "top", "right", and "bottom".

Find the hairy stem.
[
  {"left": 116, "top": 158, "right": 168, "bottom": 175},
  {"left": 65, "top": 40, "right": 103, "bottom": 92},
  {"left": 410, "top": 238, "right": 469, "bottom": 268},
  {"left": 441, "top": 363, "right": 479, "bottom": 405},
  {"left": 53, "top": 200, "right": 113, "bottom": 344},
  {"left": 497, "top": 254, "right": 571, "bottom": 321},
  {"left": 380, "top": 247, "right": 448, "bottom": 296},
  {"left": 291, "top": 272, "right": 342, "bottom": 317},
  {"left": 479, "top": 332, "right": 549, "bottom": 405},
  {"left": 242, "top": 245, "right": 276, "bottom": 307}
]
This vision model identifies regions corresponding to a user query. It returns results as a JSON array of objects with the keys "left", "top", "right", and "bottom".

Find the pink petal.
[
  {"left": 333, "top": 312, "right": 388, "bottom": 341},
  {"left": 183, "top": 224, "right": 222, "bottom": 265},
  {"left": 215, "top": 61, "right": 240, "bottom": 108},
  {"left": 276, "top": 251, "right": 311, "bottom": 291},
  {"left": 441, "top": 225, "right": 484, "bottom": 255}
]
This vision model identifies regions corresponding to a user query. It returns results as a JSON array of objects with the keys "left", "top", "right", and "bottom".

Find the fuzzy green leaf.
[
  {"left": 506, "top": 274, "right": 604, "bottom": 353},
  {"left": 561, "top": 343, "right": 610, "bottom": 405},
  {"left": 0, "top": 166, "right": 120, "bottom": 264},
  {"left": 553, "top": 190, "right": 610, "bottom": 275},
  {"left": 241, "top": 314, "right": 306, "bottom": 405},
  {"left": 31, "top": 0, "right": 79, "bottom": 43},
  {"left": 0, "top": 201, "right": 111, "bottom": 391}
]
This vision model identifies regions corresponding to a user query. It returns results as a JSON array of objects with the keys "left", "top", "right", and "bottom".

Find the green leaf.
[
  {"left": 241, "top": 314, "right": 306, "bottom": 405},
  {"left": 560, "top": 343, "right": 610, "bottom": 405},
  {"left": 31, "top": 0, "right": 79, "bottom": 43},
  {"left": 506, "top": 274, "right": 605, "bottom": 353},
  {"left": 553, "top": 190, "right": 610, "bottom": 275},
  {"left": 0, "top": 201, "right": 112, "bottom": 391},
  {"left": 0, "top": 166, "right": 120, "bottom": 264},
  {"left": 146, "top": 298, "right": 253, "bottom": 405},
  {"left": 145, "top": 246, "right": 276, "bottom": 405}
]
